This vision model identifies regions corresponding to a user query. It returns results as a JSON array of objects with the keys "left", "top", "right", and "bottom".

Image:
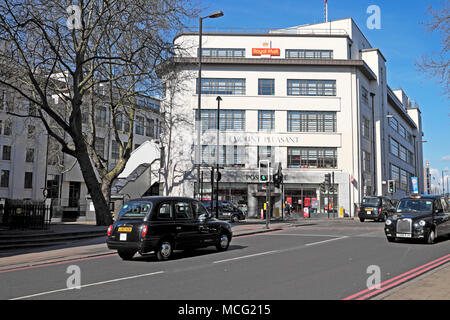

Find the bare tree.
[
  {"left": 416, "top": 1, "right": 449, "bottom": 97},
  {"left": 0, "top": 0, "right": 198, "bottom": 225}
]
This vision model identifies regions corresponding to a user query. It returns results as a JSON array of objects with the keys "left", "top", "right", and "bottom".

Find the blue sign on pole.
[{"left": 411, "top": 177, "right": 419, "bottom": 194}]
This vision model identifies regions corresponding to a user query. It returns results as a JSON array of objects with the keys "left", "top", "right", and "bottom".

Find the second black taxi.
[
  {"left": 106, "top": 197, "right": 233, "bottom": 261},
  {"left": 384, "top": 195, "right": 450, "bottom": 244}
]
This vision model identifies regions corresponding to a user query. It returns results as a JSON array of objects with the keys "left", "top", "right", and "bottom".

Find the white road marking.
[
  {"left": 268, "top": 233, "right": 346, "bottom": 238},
  {"left": 214, "top": 235, "right": 349, "bottom": 264},
  {"left": 213, "top": 250, "right": 280, "bottom": 264},
  {"left": 304, "top": 236, "right": 348, "bottom": 246},
  {"left": 10, "top": 271, "right": 165, "bottom": 300}
]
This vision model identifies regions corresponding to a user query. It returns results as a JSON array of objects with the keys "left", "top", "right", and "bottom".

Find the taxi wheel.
[
  {"left": 231, "top": 215, "right": 239, "bottom": 223},
  {"left": 156, "top": 239, "right": 173, "bottom": 261},
  {"left": 117, "top": 249, "right": 136, "bottom": 261},
  {"left": 359, "top": 218, "right": 365, "bottom": 222},
  {"left": 426, "top": 230, "right": 436, "bottom": 244},
  {"left": 216, "top": 233, "right": 230, "bottom": 252},
  {"left": 387, "top": 237, "right": 396, "bottom": 243}
]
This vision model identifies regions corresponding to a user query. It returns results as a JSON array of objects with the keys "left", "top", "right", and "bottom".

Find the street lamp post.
[
  {"left": 215, "top": 96, "right": 222, "bottom": 219},
  {"left": 196, "top": 10, "right": 224, "bottom": 200}
]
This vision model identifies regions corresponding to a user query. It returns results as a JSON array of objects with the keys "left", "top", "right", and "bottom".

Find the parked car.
[
  {"left": 358, "top": 196, "right": 396, "bottom": 222},
  {"left": 384, "top": 195, "right": 450, "bottom": 244},
  {"left": 106, "top": 197, "right": 233, "bottom": 261},
  {"left": 202, "top": 201, "right": 246, "bottom": 223}
]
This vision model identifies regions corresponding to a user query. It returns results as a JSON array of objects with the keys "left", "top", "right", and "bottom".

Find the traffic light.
[
  {"left": 215, "top": 170, "right": 221, "bottom": 182},
  {"left": 324, "top": 173, "right": 331, "bottom": 186},
  {"left": 388, "top": 180, "right": 396, "bottom": 194},
  {"left": 320, "top": 183, "right": 326, "bottom": 193},
  {"left": 273, "top": 163, "right": 283, "bottom": 188},
  {"left": 259, "top": 160, "right": 270, "bottom": 183}
]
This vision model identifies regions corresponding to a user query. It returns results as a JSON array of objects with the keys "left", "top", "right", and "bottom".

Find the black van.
[
  {"left": 106, "top": 197, "right": 233, "bottom": 261},
  {"left": 358, "top": 196, "right": 396, "bottom": 222}
]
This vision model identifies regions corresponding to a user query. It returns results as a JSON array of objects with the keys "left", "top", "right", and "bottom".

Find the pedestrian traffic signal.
[
  {"left": 215, "top": 170, "right": 221, "bottom": 182},
  {"left": 259, "top": 160, "right": 270, "bottom": 183}
]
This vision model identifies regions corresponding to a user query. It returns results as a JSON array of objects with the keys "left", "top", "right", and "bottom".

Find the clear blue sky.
[{"left": 196, "top": 0, "right": 450, "bottom": 187}]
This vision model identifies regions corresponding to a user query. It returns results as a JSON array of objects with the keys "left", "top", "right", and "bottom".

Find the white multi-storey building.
[{"left": 160, "top": 18, "right": 425, "bottom": 218}]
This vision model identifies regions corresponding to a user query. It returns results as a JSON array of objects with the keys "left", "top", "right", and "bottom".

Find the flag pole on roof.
[{"left": 324, "top": 0, "right": 328, "bottom": 23}]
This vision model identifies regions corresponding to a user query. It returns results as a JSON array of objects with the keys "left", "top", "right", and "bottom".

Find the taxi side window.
[
  {"left": 175, "top": 201, "right": 193, "bottom": 220},
  {"left": 157, "top": 202, "right": 173, "bottom": 220},
  {"left": 440, "top": 199, "right": 449, "bottom": 212},
  {"left": 434, "top": 199, "right": 443, "bottom": 213},
  {"left": 192, "top": 201, "right": 208, "bottom": 219}
]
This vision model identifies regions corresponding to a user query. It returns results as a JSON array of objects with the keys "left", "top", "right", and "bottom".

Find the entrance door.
[{"left": 68, "top": 182, "right": 81, "bottom": 208}]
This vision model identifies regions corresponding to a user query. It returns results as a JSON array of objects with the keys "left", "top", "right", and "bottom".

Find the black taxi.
[
  {"left": 358, "top": 196, "right": 396, "bottom": 222},
  {"left": 384, "top": 195, "right": 450, "bottom": 244},
  {"left": 106, "top": 197, "right": 233, "bottom": 260}
]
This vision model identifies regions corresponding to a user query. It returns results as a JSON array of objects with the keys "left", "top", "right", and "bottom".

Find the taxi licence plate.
[
  {"left": 118, "top": 227, "right": 132, "bottom": 232},
  {"left": 396, "top": 233, "right": 412, "bottom": 238}
]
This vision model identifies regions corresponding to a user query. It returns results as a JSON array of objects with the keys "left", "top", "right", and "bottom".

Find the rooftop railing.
[{"left": 181, "top": 26, "right": 349, "bottom": 36}]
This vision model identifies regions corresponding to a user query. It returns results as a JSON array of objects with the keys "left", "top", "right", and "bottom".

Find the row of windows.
[
  {"left": 0, "top": 145, "right": 35, "bottom": 162},
  {"left": 82, "top": 108, "right": 160, "bottom": 138},
  {"left": 390, "top": 164, "right": 414, "bottom": 191},
  {"left": 198, "top": 110, "right": 337, "bottom": 133},
  {"left": 200, "top": 48, "right": 334, "bottom": 59},
  {"left": 198, "top": 78, "right": 337, "bottom": 96},
  {"left": 389, "top": 117, "right": 414, "bottom": 144},
  {"left": 0, "top": 170, "right": 33, "bottom": 189},
  {"left": 200, "top": 146, "right": 338, "bottom": 169},
  {"left": 390, "top": 137, "right": 414, "bottom": 165}
]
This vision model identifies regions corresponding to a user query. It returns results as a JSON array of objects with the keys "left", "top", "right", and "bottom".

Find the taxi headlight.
[
  {"left": 385, "top": 219, "right": 392, "bottom": 226},
  {"left": 419, "top": 220, "right": 426, "bottom": 227}
]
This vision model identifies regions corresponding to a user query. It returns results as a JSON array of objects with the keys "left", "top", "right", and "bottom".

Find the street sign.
[{"left": 411, "top": 177, "right": 419, "bottom": 194}]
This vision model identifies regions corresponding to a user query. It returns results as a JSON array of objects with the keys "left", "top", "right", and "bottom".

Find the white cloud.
[{"left": 442, "top": 155, "right": 450, "bottom": 162}]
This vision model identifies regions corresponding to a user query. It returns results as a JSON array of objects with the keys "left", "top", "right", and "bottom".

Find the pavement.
[{"left": 0, "top": 217, "right": 449, "bottom": 300}]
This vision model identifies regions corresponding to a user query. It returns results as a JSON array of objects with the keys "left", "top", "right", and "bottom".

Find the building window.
[
  {"left": 258, "top": 111, "right": 275, "bottom": 131},
  {"left": 362, "top": 150, "right": 371, "bottom": 172},
  {"left": 258, "top": 79, "right": 275, "bottom": 95},
  {"left": 96, "top": 106, "right": 107, "bottom": 128},
  {"left": 26, "top": 148, "right": 34, "bottom": 163},
  {"left": 362, "top": 117, "right": 370, "bottom": 139},
  {"left": 390, "top": 164, "right": 400, "bottom": 187},
  {"left": 361, "top": 86, "right": 369, "bottom": 105},
  {"left": 198, "top": 78, "right": 246, "bottom": 95},
  {"left": 94, "top": 137, "right": 105, "bottom": 157},
  {"left": 46, "top": 175, "right": 60, "bottom": 199},
  {"left": 0, "top": 170, "right": 9, "bottom": 188},
  {"left": 135, "top": 116, "right": 144, "bottom": 135},
  {"left": 111, "top": 140, "right": 120, "bottom": 161},
  {"left": 3, "top": 119, "right": 11, "bottom": 136},
  {"left": 285, "top": 49, "right": 333, "bottom": 59},
  {"left": 287, "top": 79, "right": 336, "bottom": 96},
  {"left": 201, "top": 145, "right": 247, "bottom": 167},
  {"left": 287, "top": 111, "right": 336, "bottom": 132},
  {"left": 198, "top": 109, "right": 245, "bottom": 131},
  {"left": 201, "top": 48, "right": 245, "bottom": 58},
  {"left": 390, "top": 138, "right": 399, "bottom": 157},
  {"left": 24, "top": 172, "right": 33, "bottom": 189},
  {"left": 389, "top": 117, "right": 398, "bottom": 131},
  {"left": 2, "top": 145, "right": 11, "bottom": 160},
  {"left": 27, "top": 125, "right": 35, "bottom": 139},
  {"left": 287, "top": 147, "right": 337, "bottom": 168},
  {"left": 258, "top": 146, "right": 274, "bottom": 165},
  {"left": 146, "top": 118, "right": 155, "bottom": 137},
  {"left": 398, "top": 125, "right": 407, "bottom": 139}
]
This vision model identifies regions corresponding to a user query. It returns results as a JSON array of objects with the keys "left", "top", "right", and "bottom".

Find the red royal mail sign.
[{"left": 252, "top": 48, "right": 280, "bottom": 56}]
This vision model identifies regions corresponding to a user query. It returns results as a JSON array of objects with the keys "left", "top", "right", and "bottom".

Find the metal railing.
[
  {"left": 0, "top": 200, "right": 51, "bottom": 230},
  {"left": 181, "top": 26, "right": 348, "bottom": 36}
]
